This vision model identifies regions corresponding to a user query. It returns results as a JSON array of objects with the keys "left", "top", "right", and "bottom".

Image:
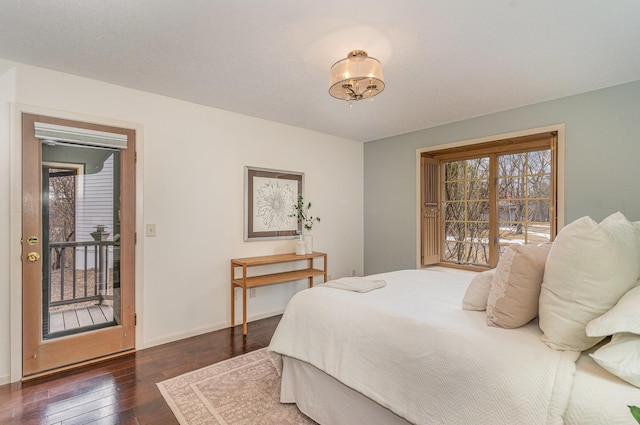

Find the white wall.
[
  {"left": 0, "top": 59, "right": 364, "bottom": 383},
  {"left": 0, "top": 61, "right": 17, "bottom": 385}
]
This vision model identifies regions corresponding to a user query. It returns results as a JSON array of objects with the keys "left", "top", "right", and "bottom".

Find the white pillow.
[
  {"left": 539, "top": 212, "right": 640, "bottom": 351},
  {"left": 486, "top": 243, "right": 551, "bottom": 328},
  {"left": 587, "top": 284, "right": 640, "bottom": 337},
  {"left": 590, "top": 333, "right": 640, "bottom": 387},
  {"left": 462, "top": 269, "right": 495, "bottom": 311}
]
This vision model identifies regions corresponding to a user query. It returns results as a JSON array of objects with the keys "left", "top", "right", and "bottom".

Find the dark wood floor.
[{"left": 0, "top": 315, "right": 281, "bottom": 425}]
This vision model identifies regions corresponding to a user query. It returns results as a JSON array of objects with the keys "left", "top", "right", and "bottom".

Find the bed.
[{"left": 268, "top": 261, "right": 640, "bottom": 425}]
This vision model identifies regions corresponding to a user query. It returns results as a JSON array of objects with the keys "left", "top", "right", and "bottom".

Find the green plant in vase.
[
  {"left": 290, "top": 195, "right": 320, "bottom": 232},
  {"left": 630, "top": 405, "right": 640, "bottom": 424},
  {"left": 289, "top": 195, "right": 320, "bottom": 254}
]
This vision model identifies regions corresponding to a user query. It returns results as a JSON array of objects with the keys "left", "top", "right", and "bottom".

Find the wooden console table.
[{"left": 230, "top": 252, "right": 327, "bottom": 335}]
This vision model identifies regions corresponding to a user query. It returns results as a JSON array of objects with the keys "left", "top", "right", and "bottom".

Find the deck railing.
[{"left": 48, "top": 241, "right": 115, "bottom": 308}]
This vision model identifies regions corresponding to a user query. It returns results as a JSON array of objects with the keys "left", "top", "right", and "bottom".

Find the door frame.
[{"left": 9, "top": 103, "right": 145, "bottom": 382}]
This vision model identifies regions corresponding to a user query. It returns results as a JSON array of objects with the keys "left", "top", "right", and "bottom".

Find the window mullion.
[
  {"left": 550, "top": 136, "right": 558, "bottom": 240},
  {"left": 524, "top": 151, "right": 530, "bottom": 245},
  {"left": 488, "top": 153, "right": 499, "bottom": 268},
  {"left": 464, "top": 162, "right": 468, "bottom": 263}
]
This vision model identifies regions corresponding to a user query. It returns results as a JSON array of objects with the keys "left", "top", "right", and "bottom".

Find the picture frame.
[{"left": 244, "top": 166, "right": 304, "bottom": 241}]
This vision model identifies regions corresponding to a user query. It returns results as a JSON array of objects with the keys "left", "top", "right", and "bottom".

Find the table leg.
[
  {"left": 323, "top": 254, "right": 328, "bottom": 282},
  {"left": 230, "top": 263, "right": 235, "bottom": 327},
  {"left": 242, "top": 286, "right": 247, "bottom": 335}
]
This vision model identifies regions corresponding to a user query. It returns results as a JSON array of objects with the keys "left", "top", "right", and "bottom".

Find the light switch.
[{"left": 145, "top": 224, "right": 157, "bottom": 237}]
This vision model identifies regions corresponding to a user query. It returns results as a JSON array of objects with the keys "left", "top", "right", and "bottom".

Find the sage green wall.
[{"left": 364, "top": 80, "right": 640, "bottom": 275}]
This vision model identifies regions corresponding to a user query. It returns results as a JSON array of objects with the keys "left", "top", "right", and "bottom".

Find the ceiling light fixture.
[{"left": 329, "top": 50, "right": 384, "bottom": 106}]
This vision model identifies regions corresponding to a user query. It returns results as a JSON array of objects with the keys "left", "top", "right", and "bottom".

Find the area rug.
[{"left": 157, "top": 348, "right": 317, "bottom": 425}]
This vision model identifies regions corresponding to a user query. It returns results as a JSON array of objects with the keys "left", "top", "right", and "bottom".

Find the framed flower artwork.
[{"left": 244, "top": 166, "right": 304, "bottom": 241}]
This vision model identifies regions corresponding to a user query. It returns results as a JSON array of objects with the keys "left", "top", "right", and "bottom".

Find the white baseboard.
[
  {"left": 0, "top": 373, "right": 10, "bottom": 386},
  {"left": 142, "top": 308, "right": 285, "bottom": 350}
]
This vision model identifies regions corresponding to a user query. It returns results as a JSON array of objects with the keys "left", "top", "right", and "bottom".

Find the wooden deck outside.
[{"left": 49, "top": 304, "right": 114, "bottom": 333}]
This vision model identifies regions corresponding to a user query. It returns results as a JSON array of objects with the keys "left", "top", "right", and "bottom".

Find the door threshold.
[{"left": 21, "top": 348, "right": 136, "bottom": 382}]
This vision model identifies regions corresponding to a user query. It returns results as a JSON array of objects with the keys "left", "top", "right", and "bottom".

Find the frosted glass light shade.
[{"left": 329, "top": 50, "right": 385, "bottom": 102}]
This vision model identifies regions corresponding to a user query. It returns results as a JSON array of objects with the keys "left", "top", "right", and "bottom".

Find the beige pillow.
[
  {"left": 539, "top": 212, "right": 640, "bottom": 351},
  {"left": 486, "top": 243, "right": 551, "bottom": 328},
  {"left": 462, "top": 269, "right": 495, "bottom": 311}
]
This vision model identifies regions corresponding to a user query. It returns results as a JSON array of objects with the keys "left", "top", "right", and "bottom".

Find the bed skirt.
[{"left": 281, "top": 356, "right": 414, "bottom": 425}]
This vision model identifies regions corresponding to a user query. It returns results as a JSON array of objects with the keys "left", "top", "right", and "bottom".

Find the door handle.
[{"left": 27, "top": 252, "right": 41, "bottom": 262}]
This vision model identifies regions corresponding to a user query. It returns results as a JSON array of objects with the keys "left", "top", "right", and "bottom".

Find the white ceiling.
[{"left": 1, "top": 1, "right": 639, "bottom": 142}]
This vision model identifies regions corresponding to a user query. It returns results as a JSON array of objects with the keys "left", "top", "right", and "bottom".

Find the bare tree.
[
  {"left": 442, "top": 149, "right": 551, "bottom": 265},
  {"left": 49, "top": 169, "right": 76, "bottom": 270},
  {"left": 443, "top": 158, "right": 490, "bottom": 265}
]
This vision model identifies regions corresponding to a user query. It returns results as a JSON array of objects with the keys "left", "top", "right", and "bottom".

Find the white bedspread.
[
  {"left": 566, "top": 345, "right": 640, "bottom": 425},
  {"left": 268, "top": 268, "right": 580, "bottom": 425}
]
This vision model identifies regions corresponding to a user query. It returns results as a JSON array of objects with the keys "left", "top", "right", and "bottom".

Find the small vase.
[
  {"left": 303, "top": 234, "right": 313, "bottom": 254},
  {"left": 295, "top": 238, "right": 306, "bottom": 255}
]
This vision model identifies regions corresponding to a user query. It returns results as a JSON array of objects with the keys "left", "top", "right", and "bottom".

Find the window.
[
  {"left": 420, "top": 131, "right": 558, "bottom": 269},
  {"left": 442, "top": 157, "right": 491, "bottom": 265},
  {"left": 496, "top": 149, "right": 553, "bottom": 252}
]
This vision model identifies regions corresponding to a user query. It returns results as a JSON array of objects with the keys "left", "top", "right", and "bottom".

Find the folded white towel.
[{"left": 320, "top": 277, "right": 387, "bottom": 293}]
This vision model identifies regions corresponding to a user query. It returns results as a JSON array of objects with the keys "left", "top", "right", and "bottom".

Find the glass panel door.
[
  {"left": 42, "top": 143, "right": 121, "bottom": 339},
  {"left": 22, "top": 113, "right": 135, "bottom": 377}
]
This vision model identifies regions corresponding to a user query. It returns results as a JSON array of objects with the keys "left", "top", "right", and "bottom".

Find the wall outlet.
[
  {"left": 351, "top": 269, "right": 357, "bottom": 277},
  {"left": 250, "top": 288, "right": 256, "bottom": 298}
]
